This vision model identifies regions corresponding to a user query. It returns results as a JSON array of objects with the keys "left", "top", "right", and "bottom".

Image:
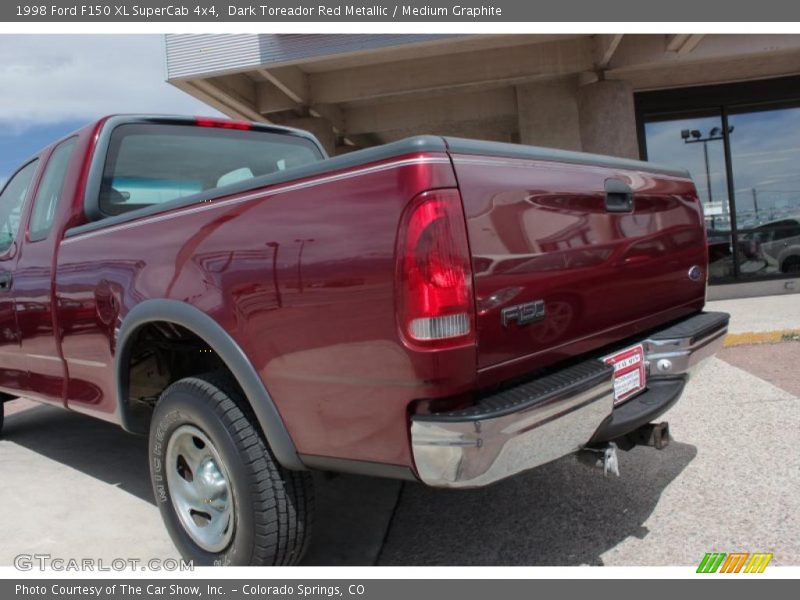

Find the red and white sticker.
[{"left": 603, "top": 344, "right": 647, "bottom": 404}]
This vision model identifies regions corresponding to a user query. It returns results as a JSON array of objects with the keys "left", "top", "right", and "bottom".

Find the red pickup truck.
[{"left": 0, "top": 115, "right": 728, "bottom": 565}]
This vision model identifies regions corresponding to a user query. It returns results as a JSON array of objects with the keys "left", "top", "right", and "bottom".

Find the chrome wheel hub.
[{"left": 165, "top": 424, "right": 234, "bottom": 552}]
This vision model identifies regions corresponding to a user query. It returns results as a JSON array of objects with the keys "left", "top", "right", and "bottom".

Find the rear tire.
[{"left": 149, "top": 372, "right": 313, "bottom": 566}]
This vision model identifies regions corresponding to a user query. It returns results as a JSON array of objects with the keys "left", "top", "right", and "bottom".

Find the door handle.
[
  {"left": 605, "top": 179, "right": 634, "bottom": 213},
  {"left": 0, "top": 272, "right": 12, "bottom": 292}
]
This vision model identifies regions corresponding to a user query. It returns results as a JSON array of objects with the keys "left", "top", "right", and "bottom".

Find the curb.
[{"left": 723, "top": 329, "right": 800, "bottom": 348}]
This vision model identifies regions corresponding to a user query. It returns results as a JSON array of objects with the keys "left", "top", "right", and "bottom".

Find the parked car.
[
  {"left": 0, "top": 115, "right": 728, "bottom": 565},
  {"left": 748, "top": 217, "right": 800, "bottom": 274}
]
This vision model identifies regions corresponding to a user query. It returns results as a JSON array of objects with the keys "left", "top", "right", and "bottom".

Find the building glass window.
[
  {"left": 728, "top": 106, "right": 800, "bottom": 278},
  {"left": 644, "top": 113, "right": 734, "bottom": 281},
  {"left": 636, "top": 76, "right": 800, "bottom": 284}
]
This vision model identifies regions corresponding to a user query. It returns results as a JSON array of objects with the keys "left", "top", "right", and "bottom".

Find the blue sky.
[
  {"left": 4, "top": 35, "right": 799, "bottom": 230},
  {"left": 645, "top": 107, "right": 800, "bottom": 228},
  {"left": 0, "top": 120, "right": 86, "bottom": 180},
  {"left": 0, "top": 35, "right": 222, "bottom": 185}
]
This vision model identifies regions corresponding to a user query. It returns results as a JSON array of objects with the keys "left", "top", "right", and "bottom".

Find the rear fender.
[{"left": 114, "top": 299, "right": 304, "bottom": 470}]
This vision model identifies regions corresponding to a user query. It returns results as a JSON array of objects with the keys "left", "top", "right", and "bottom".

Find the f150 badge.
[{"left": 501, "top": 300, "right": 545, "bottom": 327}]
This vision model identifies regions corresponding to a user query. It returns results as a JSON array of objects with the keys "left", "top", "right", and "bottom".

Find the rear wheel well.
[
  {"left": 120, "top": 321, "right": 232, "bottom": 433},
  {"left": 781, "top": 254, "right": 800, "bottom": 273},
  {"left": 115, "top": 300, "right": 302, "bottom": 470}
]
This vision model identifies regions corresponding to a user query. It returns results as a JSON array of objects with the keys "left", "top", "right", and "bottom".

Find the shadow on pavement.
[
  {"left": 377, "top": 442, "right": 697, "bottom": 566},
  {"left": 3, "top": 404, "right": 155, "bottom": 502},
  {"left": 2, "top": 404, "right": 401, "bottom": 566},
  {"left": 1, "top": 403, "right": 695, "bottom": 566},
  {"left": 301, "top": 473, "right": 401, "bottom": 566}
]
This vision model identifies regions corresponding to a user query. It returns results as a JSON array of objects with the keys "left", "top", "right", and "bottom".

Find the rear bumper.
[{"left": 410, "top": 311, "right": 729, "bottom": 488}]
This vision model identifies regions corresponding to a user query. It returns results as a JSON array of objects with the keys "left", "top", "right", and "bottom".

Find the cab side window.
[
  {"left": 0, "top": 160, "right": 39, "bottom": 255},
  {"left": 29, "top": 138, "right": 77, "bottom": 241}
]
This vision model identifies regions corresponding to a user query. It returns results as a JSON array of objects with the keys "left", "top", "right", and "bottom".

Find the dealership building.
[{"left": 164, "top": 34, "right": 800, "bottom": 299}]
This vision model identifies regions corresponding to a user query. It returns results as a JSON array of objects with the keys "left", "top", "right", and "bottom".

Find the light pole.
[
  {"left": 265, "top": 242, "right": 282, "bottom": 308},
  {"left": 680, "top": 125, "right": 734, "bottom": 218},
  {"left": 752, "top": 188, "right": 760, "bottom": 221},
  {"left": 294, "top": 238, "right": 314, "bottom": 294}
]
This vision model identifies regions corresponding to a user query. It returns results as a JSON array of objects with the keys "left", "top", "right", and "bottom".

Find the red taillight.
[
  {"left": 194, "top": 117, "right": 252, "bottom": 130},
  {"left": 396, "top": 189, "right": 475, "bottom": 349}
]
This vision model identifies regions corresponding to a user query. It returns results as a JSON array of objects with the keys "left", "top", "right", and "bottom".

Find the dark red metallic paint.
[
  {"left": 54, "top": 150, "right": 469, "bottom": 466},
  {"left": 0, "top": 120, "right": 104, "bottom": 406},
  {"left": 451, "top": 155, "right": 707, "bottom": 388},
  {"left": 0, "top": 118, "right": 707, "bottom": 474}
]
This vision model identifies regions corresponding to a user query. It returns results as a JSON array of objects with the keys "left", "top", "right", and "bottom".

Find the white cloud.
[{"left": 0, "top": 35, "right": 222, "bottom": 131}]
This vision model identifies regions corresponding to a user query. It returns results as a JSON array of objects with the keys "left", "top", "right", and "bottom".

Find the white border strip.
[
  {"left": 0, "top": 23, "right": 799, "bottom": 34},
  {"left": 1, "top": 565, "right": 799, "bottom": 579}
]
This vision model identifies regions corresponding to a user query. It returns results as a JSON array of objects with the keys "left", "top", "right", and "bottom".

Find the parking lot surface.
[
  {"left": 1, "top": 340, "right": 798, "bottom": 567},
  {"left": 380, "top": 345, "right": 800, "bottom": 565}
]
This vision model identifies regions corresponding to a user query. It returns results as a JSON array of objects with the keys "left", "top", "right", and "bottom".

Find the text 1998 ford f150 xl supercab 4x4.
[{"left": 0, "top": 115, "right": 728, "bottom": 565}]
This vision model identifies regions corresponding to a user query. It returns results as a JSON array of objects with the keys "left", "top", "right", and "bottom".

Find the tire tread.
[{"left": 157, "top": 371, "right": 313, "bottom": 565}]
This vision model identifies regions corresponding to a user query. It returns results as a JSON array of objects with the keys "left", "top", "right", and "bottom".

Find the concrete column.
[
  {"left": 516, "top": 78, "right": 582, "bottom": 151},
  {"left": 285, "top": 117, "right": 336, "bottom": 156},
  {"left": 577, "top": 80, "right": 639, "bottom": 159}
]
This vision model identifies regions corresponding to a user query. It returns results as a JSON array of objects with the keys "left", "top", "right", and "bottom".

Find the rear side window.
[
  {"left": 29, "top": 137, "right": 78, "bottom": 241},
  {"left": 753, "top": 219, "right": 800, "bottom": 242},
  {"left": 98, "top": 123, "right": 323, "bottom": 216},
  {"left": 770, "top": 220, "right": 800, "bottom": 241},
  {"left": 0, "top": 160, "right": 39, "bottom": 254}
]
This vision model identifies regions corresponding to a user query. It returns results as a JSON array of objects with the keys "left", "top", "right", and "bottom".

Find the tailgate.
[{"left": 448, "top": 141, "right": 707, "bottom": 373}]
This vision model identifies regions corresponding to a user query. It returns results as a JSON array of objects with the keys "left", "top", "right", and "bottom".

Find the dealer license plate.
[{"left": 603, "top": 344, "right": 647, "bottom": 405}]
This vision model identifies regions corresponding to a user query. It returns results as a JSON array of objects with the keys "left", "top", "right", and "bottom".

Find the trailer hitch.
[
  {"left": 577, "top": 442, "right": 620, "bottom": 477},
  {"left": 622, "top": 421, "right": 671, "bottom": 450},
  {"left": 576, "top": 422, "right": 672, "bottom": 476}
]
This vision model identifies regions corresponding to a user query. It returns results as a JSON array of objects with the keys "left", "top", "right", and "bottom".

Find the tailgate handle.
[{"left": 604, "top": 179, "right": 634, "bottom": 213}]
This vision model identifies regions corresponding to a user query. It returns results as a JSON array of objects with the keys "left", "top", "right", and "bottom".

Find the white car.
[{"left": 751, "top": 217, "right": 800, "bottom": 274}]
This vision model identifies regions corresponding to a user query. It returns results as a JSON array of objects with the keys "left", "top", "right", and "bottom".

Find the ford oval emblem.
[{"left": 688, "top": 265, "right": 703, "bottom": 281}]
